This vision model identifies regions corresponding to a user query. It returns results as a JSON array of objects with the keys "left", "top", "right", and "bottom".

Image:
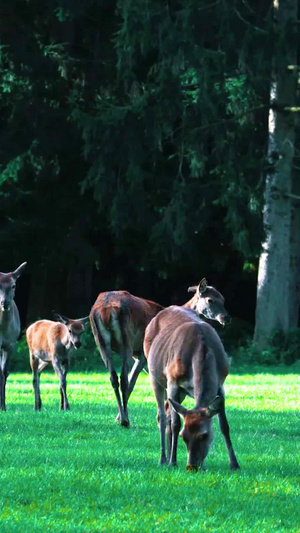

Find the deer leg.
[
  {"left": 217, "top": 402, "right": 240, "bottom": 470},
  {"left": 115, "top": 352, "right": 142, "bottom": 426},
  {"left": 120, "top": 352, "right": 130, "bottom": 427},
  {"left": 110, "top": 369, "right": 129, "bottom": 426},
  {"left": 169, "top": 411, "right": 181, "bottom": 467},
  {"left": 115, "top": 356, "right": 143, "bottom": 424},
  {"left": 108, "top": 366, "right": 127, "bottom": 426},
  {"left": 167, "top": 387, "right": 184, "bottom": 467},
  {"left": 33, "top": 371, "right": 42, "bottom": 411},
  {"left": 157, "top": 402, "right": 167, "bottom": 465},
  {"left": 150, "top": 377, "right": 167, "bottom": 464},
  {"left": 0, "top": 369, "right": 6, "bottom": 411},
  {"left": 104, "top": 358, "right": 128, "bottom": 426},
  {"left": 60, "top": 362, "right": 69, "bottom": 411},
  {"left": 127, "top": 355, "right": 146, "bottom": 398},
  {"left": 165, "top": 400, "right": 172, "bottom": 462},
  {"left": 31, "top": 357, "right": 45, "bottom": 411},
  {"left": 53, "top": 359, "right": 70, "bottom": 411},
  {"left": 0, "top": 351, "right": 9, "bottom": 411},
  {"left": 97, "top": 341, "right": 127, "bottom": 426},
  {"left": 60, "top": 364, "right": 70, "bottom": 411}
]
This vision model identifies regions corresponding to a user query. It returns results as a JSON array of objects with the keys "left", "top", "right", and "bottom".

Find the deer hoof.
[
  {"left": 159, "top": 457, "right": 167, "bottom": 466},
  {"left": 186, "top": 464, "right": 198, "bottom": 472}
]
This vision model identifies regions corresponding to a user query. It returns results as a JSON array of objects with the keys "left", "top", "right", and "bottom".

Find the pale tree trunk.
[
  {"left": 254, "top": 0, "right": 298, "bottom": 348},
  {"left": 289, "top": 155, "right": 300, "bottom": 327}
]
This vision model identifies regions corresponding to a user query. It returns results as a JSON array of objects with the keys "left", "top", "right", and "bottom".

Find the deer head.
[
  {"left": 0, "top": 262, "right": 27, "bottom": 312},
  {"left": 169, "top": 395, "right": 223, "bottom": 471},
  {"left": 187, "top": 278, "right": 230, "bottom": 325},
  {"left": 53, "top": 313, "right": 89, "bottom": 349}
]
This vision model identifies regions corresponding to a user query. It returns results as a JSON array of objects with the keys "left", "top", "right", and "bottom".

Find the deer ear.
[
  {"left": 206, "top": 395, "right": 223, "bottom": 417},
  {"left": 78, "top": 316, "right": 90, "bottom": 326},
  {"left": 197, "top": 278, "right": 208, "bottom": 296},
  {"left": 52, "top": 312, "right": 69, "bottom": 325},
  {"left": 187, "top": 285, "right": 197, "bottom": 293},
  {"left": 12, "top": 262, "right": 27, "bottom": 279},
  {"left": 168, "top": 398, "right": 188, "bottom": 418}
]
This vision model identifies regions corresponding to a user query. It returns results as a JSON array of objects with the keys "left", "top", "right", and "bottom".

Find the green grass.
[{"left": 0, "top": 367, "right": 299, "bottom": 532}]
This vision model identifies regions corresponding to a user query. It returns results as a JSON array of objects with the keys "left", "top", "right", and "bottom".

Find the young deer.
[
  {"left": 0, "top": 262, "right": 27, "bottom": 411},
  {"left": 26, "top": 314, "right": 89, "bottom": 410},
  {"left": 144, "top": 305, "right": 239, "bottom": 472}
]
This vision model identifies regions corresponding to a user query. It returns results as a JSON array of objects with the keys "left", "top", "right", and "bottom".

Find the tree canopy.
[{"left": 0, "top": 0, "right": 298, "bottom": 337}]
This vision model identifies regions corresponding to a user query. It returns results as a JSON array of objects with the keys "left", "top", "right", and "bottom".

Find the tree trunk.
[
  {"left": 254, "top": 0, "right": 298, "bottom": 348},
  {"left": 289, "top": 157, "right": 300, "bottom": 327}
]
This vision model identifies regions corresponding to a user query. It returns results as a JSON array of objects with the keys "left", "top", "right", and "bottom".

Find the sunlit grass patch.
[{"left": 0, "top": 367, "right": 299, "bottom": 532}]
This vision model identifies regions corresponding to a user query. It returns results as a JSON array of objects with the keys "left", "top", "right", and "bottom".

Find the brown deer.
[
  {"left": 183, "top": 278, "right": 230, "bottom": 326},
  {"left": 89, "top": 278, "right": 229, "bottom": 427},
  {"left": 90, "top": 291, "right": 164, "bottom": 427},
  {"left": 0, "top": 262, "right": 27, "bottom": 411},
  {"left": 26, "top": 314, "right": 89, "bottom": 410},
  {"left": 144, "top": 305, "right": 240, "bottom": 472}
]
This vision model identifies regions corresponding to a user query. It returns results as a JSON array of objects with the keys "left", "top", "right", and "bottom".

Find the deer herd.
[{"left": 0, "top": 262, "right": 240, "bottom": 473}]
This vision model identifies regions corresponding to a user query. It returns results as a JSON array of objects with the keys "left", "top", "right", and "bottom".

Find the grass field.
[{"left": 0, "top": 366, "right": 299, "bottom": 532}]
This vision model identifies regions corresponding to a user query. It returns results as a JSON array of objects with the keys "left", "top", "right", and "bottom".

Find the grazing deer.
[
  {"left": 90, "top": 291, "right": 164, "bottom": 427},
  {"left": 89, "top": 278, "right": 229, "bottom": 428},
  {"left": 144, "top": 305, "right": 240, "bottom": 472},
  {"left": 26, "top": 314, "right": 89, "bottom": 411},
  {"left": 0, "top": 262, "right": 27, "bottom": 411}
]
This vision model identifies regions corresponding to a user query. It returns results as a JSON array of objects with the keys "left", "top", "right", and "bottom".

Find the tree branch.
[
  {"left": 191, "top": 104, "right": 269, "bottom": 134},
  {"left": 284, "top": 192, "right": 300, "bottom": 201},
  {"left": 234, "top": 8, "right": 269, "bottom": 34}
]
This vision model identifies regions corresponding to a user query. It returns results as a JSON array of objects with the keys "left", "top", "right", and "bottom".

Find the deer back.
[
  {"left": 27, "top": 319, "right": 73, "bottom": 360},
  {"left": 145, "top": 306, "right": 229, "bottom": 399},
  {"left": 91, "top": 290, "right": 163, "bottom": 352},
  {"left": 26, "top": 320, "right": 67, "bottom": 356},
  {"left": 144, "top": 305, "right": 198, "bottom": 359}
]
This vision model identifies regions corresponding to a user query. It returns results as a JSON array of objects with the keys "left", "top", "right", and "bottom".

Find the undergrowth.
[{"left": 12, "top": 319, "right": 299, "bottom": 373}]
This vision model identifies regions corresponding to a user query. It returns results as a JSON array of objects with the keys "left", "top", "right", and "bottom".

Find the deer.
[
  {"left": 89, "top": 278, "right": 229, "bottom": 428},
  {"left": 144, "top": 305, "right": 240, "bottom": 472},
  {"left": 0, "top": 262, "right": 27, "bottom": 411},
  {"left": 90, "top": 291, "right": 164, "bottom": 427},
  {"left": 26, "top": 314, "right": 89, "bottom": 411},
  {"left": 183, "top": 278, "right": 230, "bottom": 326}
]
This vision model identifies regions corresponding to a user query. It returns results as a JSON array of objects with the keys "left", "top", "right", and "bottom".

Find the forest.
[
  {"left": 0, "top": 3, "right": 299, "bottom": 531},
  {"left": 0, "top": 0, "right": 299, "bottom": 361}
]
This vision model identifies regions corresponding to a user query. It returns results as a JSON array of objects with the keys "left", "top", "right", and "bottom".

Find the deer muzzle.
[
  {"left": 1, "top": 300, "right": 10, "bottom": 311},
  {"left": 73, "top": 340, "right": 82, "bottom": 349},
  {"left": 217, "top": 314, "right": 231, "bottom": 326}
]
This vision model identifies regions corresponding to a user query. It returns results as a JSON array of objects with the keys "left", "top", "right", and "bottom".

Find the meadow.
[{"left": 0, "top": 366, "right": 299, "bottom": 533}]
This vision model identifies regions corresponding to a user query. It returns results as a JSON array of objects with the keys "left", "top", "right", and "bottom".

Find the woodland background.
[{"left": 0, "top": 0, "right": 299, "bottom": 363}]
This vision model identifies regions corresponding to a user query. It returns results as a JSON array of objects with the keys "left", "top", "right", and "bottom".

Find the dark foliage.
[{"left": 0, "top": 1, "right": 276, "bottom": 335}]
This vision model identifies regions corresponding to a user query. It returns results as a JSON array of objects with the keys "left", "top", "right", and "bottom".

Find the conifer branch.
[{"left": 234, "top": 8, "right": 269, "bottom": 33}]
